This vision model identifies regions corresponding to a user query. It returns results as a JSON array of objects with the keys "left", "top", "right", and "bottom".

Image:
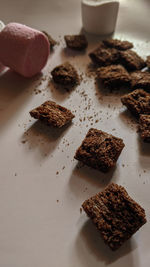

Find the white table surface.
[{"left": 0, "top": 0, "right": 150, "bottom": 266}]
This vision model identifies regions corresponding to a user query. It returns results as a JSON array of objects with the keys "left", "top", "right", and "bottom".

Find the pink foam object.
[
  {"left": 0, "top": 23, "right": 50, "bottom": 77},
  {"left": 0, "top": 62, "right": 5, "bottom": 73}
]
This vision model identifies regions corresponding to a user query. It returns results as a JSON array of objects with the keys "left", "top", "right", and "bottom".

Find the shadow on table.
[
  {"left": 0, "top": 69, "right": 42, "bottom": 130},
  {"left": 22, "top": 120, "right": 72, "bottom": 158},
  {"left": 119, "top": 109, "right": 138, "bottom": 131},
  {"left": 137, "top": 135, "right": 150, "bottom": 171},
  {"left": 62, "top": 47, "right": 87, "bottom": 58},
  {"left": 94, "top": 79, "right": 132, "bottom": 107},
  {"left": 69, "top": 162, "right": 118, "bottom": 197},
  {"left": 48, "top": 79, "right": 74, "bottom": 102},
  {"left": 76, "top": 219, "right": 136, "bottom": 266},
  {"left": 137, "top": 135, "right": 150, "bottom": 157}
]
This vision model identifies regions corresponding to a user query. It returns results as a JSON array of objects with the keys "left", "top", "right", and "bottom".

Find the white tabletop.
[{"left": 0, "top": 0, "right": 150, "bottom": 267}]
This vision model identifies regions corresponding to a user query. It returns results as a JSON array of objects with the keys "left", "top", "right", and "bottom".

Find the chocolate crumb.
[
  {"left": 97, "top": 64, "right": 131, "bottom": 89},
  {"left": 103, "top": 39, "right": 133, "bottom": 50},
  {"left": 139, "top": 114, "right": 150, "bottom": 142},
  {"left": 119, "top": 50, "right": 146, "bottom": 71},
  {"left": 42, "top": 31, "right": 57, "bottom": 48},
  {"left": 121, "top": 89, "right": 150, "bottom": 117},
  {"left": 82, "top": 183, "right": 147, "bottom": 250},
  {"left": 21, "top": 140, "right": 27, "bottom": 144},
  {"left": 51, "top": 62, "right": 79, "bottom": 88},
  {"left": 64, "top": 34, "right": 88, "bottom": 50},
  {"left": 30, "top": 100, "right": 75, "bottom": 128},
  {"left": 75, "top": 128, "right": 125, "bottom": 173},
  {"left": 89, "top": 44, "right": 119, "bottom": 67}
]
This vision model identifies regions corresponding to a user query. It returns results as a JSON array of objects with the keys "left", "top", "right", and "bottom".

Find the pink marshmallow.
[
  {"left": 0, "top": 62, "right": 5, "bottom": 73},
  {"left": 0, "top": 23, "right": 50, "bottom": 77}
]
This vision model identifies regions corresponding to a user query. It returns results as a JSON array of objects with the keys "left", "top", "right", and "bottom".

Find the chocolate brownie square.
[
  {"left": 30, "top": 100, "right": 74, "bottom": 128},
  {"left": 121, "top": 89, "right": 150, "bottom": 117},
  {"left": 97, "top": 65, "right": 131, "bottom": 89},
  {"left": 89, "top": 44, "right": 119, "bottom": 67},
  {"left": 146, "top": 56, "right": 150, "bottom": 69},
  {"left": 131, "top": 71, "right": 150, "bottom": 90},
  {"left": 42, "top": 31, "right": 57, "bottom": 48},
  {"left": 74, "top": 128, "right": 125, "bottom": 172},
  {"left": 82, "top": 183, "right": 146, "bottom": 251},
  {"left": 139, "top": 114, "right": 150, "bottom": 142},
  {"left": 64, "top": 34, "right": 88, "bottom": 50},
  {"left": 103, "top": 39, "right": 133, "bottom": 50},
  {"left": 119, "top": 50, "right": 146, "bottom": 71},
  {"left": 51, "top": 62, "right": 79, "bottom": 87}
]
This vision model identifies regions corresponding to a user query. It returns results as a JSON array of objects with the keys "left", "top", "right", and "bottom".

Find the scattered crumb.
[
  {"left": 83, "top": 187, "right": 88, "bottom": 192},
  {"left": 34, "top": 89, "right": 42, "bottom": 95},
  {"left": 21, "top": 140, "right": 27, "bottom": 144}
]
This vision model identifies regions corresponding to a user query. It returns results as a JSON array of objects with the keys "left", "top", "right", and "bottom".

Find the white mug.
[{"left": 81, "top": 0, "right": 120, "bottom": 35}]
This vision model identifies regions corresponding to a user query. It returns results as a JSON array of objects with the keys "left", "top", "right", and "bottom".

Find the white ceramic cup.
[{"left": 81, "top": 0, "right": 120, "bottom": 35}]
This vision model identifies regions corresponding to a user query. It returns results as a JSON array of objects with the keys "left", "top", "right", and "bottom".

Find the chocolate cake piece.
[
  {"left": 146, "top": 56, "right": 150, "bottom": 69},
  {"left": 97, "top": 64, "right": 131, "bottom": 88},
  {"left": 74, "top": 128, "right": 125, "bottom": 173},
  {"left": 82, "top": 183, "right": 146, "bottom": 251},
  {"left": 30, "top": 100, "right": 74, "bottom": 128},
  {"left": 131, "top": 71, "right": 150, "bottom": 90},
  {"left": 51, "top": 62, "right": 79, "bottom": 87},
  {"left": 103, "top": 39, "right": 133, "bottom": 51},
  {"left": 64, "top": 34, "right": 88, "bottom": 50},
  {"left": 119, "top": 50, "right": 146, "bottom": 71},
  {"left": 42, "top": 31, "right": 57, "bottom": 48},
  {"left": 89, "top": 44, "right": 119, "bottom": 67},
  {"left": 139, "top": 114, "right": 150, "bottom": 142},
  {"left": 121, "top": 89, "right": 150, "bottom": 117}
]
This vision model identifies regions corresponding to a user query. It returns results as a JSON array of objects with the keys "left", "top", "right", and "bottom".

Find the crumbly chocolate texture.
[
  {"left": 42, "top": 31, "right": 57, "bottom": 48},
  {"left": 51, "top": 62, "right": 79, "bottom": 87},
  {"left": 64, "top": 34, "right": 88, "bottom": 50},
  {"left": 119, "top": 50, "right": 146, "bottom": 71},
  {"left": 146, "top": 56, "right": 150, "bottom": 69},
  {"left": 82, "top": 183, "right": 146, "bottom": 251},
  {"left": 121, "top": 89, "right": 150, "bottom": 117},
  {"left": 97, "top": 64, "right": 131, "bottom": 89},
  {"left": 103, "top": 39, "right": 133, "bottom": 51},
  {"left": 139, "top": 114, "right": 150, "bottom": 142},
  {"left": 89, "top": 44, "right": 119, "bottom": 67},
  {"left": 131, "top": 71, "right": 150, "bottom": 90},
  {"left": 30, "top": 100, "right": 74, "bottom": 128},
  {"left": 74, "top": 128, "right": 125, "bottom": 173}
]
